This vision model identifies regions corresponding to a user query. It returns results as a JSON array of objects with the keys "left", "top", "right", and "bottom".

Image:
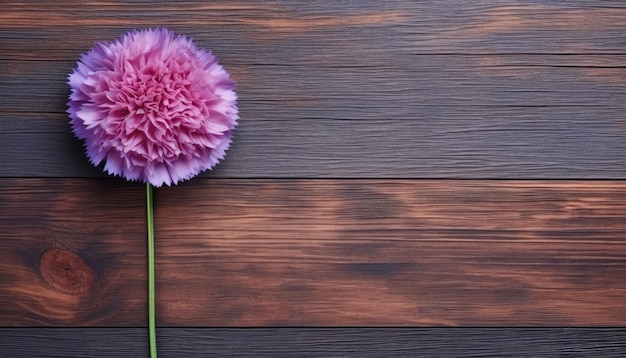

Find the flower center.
[{"left": 103, "top": 55, "right": 206, "bottom": 162}]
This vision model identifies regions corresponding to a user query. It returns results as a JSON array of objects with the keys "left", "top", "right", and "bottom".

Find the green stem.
[{"left": 146, "top": 183, "right": 157, "bottom": 358}]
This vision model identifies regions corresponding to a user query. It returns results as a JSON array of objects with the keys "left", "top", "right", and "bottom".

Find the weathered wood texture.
[
  {"left": 1, "top": 1, "right": 626, "bottom": 178},
  {"left": 2, "top": 179, "right": 626, "bottom": 326},
  {"left": 0, "top": 179, "right": 146, "bottom": 326},
  {"left": 2, "top": 0, "right": 626, "bottom": 355},
  {"left": 1, "top": 328, "right": 625, "bottom": 358}
]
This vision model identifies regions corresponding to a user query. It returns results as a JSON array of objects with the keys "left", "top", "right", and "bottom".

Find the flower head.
[{"left": 67, "top": 28, "right": 238, "bottom": 187}]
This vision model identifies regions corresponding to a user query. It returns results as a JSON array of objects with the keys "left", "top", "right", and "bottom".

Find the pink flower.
[{"left": 67, "top": 28, "right": 238, "bottom": 187}]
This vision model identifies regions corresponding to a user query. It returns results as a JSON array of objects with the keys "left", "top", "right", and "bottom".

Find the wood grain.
[
  {"left": 1, "top": 1, "right": 626, "bottom": 58},
  {"left": 1, "top": 1, "right": 626, "bottom": 178},
  {"left": 0, "top": 179, "right": 147, "bottom": 326},
  {"left": 2, "top": 0, "right": 626, "bottom": 355},
  {"left": 1, "top": 328, "right": 625, "bottom": 357},
  {"left": 2, "top": 178, "right": 626, "bottom": 326}
]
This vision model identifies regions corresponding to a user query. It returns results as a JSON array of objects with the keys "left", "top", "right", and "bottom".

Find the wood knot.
[{"left": 39, "top": 248, "right": 94, "bottom": 295}]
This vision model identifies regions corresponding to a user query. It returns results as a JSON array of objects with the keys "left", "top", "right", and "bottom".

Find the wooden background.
[{"left": 1, "top": 0, "right": 626, "bottom": 356}]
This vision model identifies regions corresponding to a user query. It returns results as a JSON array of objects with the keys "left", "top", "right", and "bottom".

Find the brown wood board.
[{"left": 2, "top": 178, "right": 626, "bottom": 326}]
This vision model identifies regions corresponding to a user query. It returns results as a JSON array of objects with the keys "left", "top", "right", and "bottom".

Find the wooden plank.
[
  {"left": 0, "top": 179, "right": 147, "bottom": 326},
  {"left": 1, "top": 1, "right": 625, "bottom": 178},
  {"left": 1, "top": 328, "right": 625, "bottom": 358},
  {"left": 4, "top": 55, "right": 626, "bottom": 114},
  {"left": 2, "top": 2, "right": 626, "bottom": 179},
  {"left": 2, "top": 178, "right": 626, "bottom": 326},
  {"left": 2, "top": 54, "right": 626, "bottom": 178},
  {"left": 1, "top": 1, "right": 626, "bottom": 60}
]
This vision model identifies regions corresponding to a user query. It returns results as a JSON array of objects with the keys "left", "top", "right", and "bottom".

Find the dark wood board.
[
  {"left": 1, "top": 1, "right": 626, "bottom": 178},
  {"left": 1, "top": 328, "right": 625, "bottom": 357},
  {"left": 2, "top": 179, "right": 626, "bottom": 327},
  {"left": 2, "top": 1, "right": 626, "bottom": 58}
]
